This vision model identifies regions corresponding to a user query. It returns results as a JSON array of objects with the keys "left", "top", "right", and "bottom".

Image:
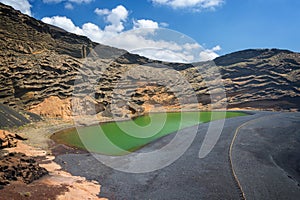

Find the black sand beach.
[{"left": 53, "top": 111, "right": 300, "bottom": 199}]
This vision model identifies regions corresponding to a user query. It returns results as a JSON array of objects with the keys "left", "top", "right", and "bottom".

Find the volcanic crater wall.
[{"left": 0, "top": 3, "right": 300, "bottom": 121}]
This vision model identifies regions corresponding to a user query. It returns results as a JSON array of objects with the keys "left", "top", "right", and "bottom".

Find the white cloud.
[
  {"left": 159, "top": 22, "right": 169, "bottom": 27},
  {"left": 69, "top": 0, "right": 93, "bottom": 3},
  {"left": 0, "top": 0, "right": 32, "bottom": 16},
  {"left": 183, "top": 43, "right": 201, "bottom": 51},
  {"left": 199, "top": 45, "right": 221, "bottom": 61},
  {"left": 105, "top": 5, "right": 128, "bottom": 32},
  {"left": 95, "top": 5, "right": 128, "bottom": 33},
  {"left": 43, "top": 0, "right": 93, "bottom": 3},
  {"left": 41, "top": 16, "right": 84, "bottom": 35},
  {"left": 106, "top": 32, "right": 183, "bottom": 52},
  {"left": 43, "top": 0, "right": 93, "bottom": 9},
  {"left": 133, "top": 19, "right": 159, "bottom": 29},
  {"left": 212, "top": 45, "right": 221, "bottom": 51},
  {"left": 82, "top": 22, "right": 108, "bottom": 43},
  {"left": 133, "top": 49, "right": 195, "bottom": 63},
  {"left": 95, "top": 5, "right": 128, "bottom": 24},
  {"left": 64, "top": 2, "right": 74, "bottom": 9},
  {"left": 199, "top": 50, "right": 218, "bottom": 61},
  {"left": 201, "top": 0, "right": 223, "bottom": 8},
  {"left": 152, "top": 0, "right": 224, "bottom": 10},
  {"left": 94, "top": 8, "right": 110, "bottom": 15},
  {"left": 41, "top": 5, "right": 220, "bottom": 63},
  {"left": 43, "top": 0, "right": 64, "bottom": 3}
]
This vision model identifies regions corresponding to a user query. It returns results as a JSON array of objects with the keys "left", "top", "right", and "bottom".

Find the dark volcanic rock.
[
  {"left": 0, "top": 152, "right": 48, "bottom": 189},
  {"left": 214, "top": 48, "right": 294, "bottom": 66},
  {"left": 216, "top": 49, "right": 300, "bottom": 110},
  {"left": 0, "top": 103, "right": 40, "bottom": 129}
]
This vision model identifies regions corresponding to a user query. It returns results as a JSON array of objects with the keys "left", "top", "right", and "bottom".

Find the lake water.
[{"left": 51, "top": 111, "right": 247, "bottom": 155}]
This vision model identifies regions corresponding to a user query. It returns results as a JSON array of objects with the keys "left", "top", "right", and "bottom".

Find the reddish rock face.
[{"left": 0, "top": 130, "right": 19, "bottom": 149}]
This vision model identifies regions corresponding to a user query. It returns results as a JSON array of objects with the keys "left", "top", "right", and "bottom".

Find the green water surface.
[{"left": 51, "top": 111, "right": 247, "bottom": 155}]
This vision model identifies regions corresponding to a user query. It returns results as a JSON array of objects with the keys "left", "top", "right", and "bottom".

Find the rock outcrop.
[
  {"left": 217, "top": 49, "right": 300, "bottom": 110},
  {"left": 0, "top": 152, "right": 48, "bottom": 188},
  {"left": 0, "top": 2, "right": 299, "bottom": 122},
  {"left": 0, "top": 130, "right": 27, "bottom": 149},
  {"left": 0, "top": 129, "right": 47, "bottom": 189}
]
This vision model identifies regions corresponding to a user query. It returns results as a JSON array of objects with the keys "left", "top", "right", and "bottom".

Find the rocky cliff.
[
  {"left": 216, "top": 49, "right": 300, "bottom": 110},
  {"left": 0, "top": 3, "right": 299, "bottom": 123}
]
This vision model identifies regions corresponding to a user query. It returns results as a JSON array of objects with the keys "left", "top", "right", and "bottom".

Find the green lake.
[{"left": 51, "top": 111, "right": 247, "bottom": 155}]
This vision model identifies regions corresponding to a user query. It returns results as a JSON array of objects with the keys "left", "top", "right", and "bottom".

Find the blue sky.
[{"left": 1, "top": 0, "right": 300, "bottom": 62}]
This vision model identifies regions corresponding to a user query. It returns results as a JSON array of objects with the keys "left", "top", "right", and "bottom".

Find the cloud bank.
[
  {"left": 43, "top": 0, "right": 94, "bottom": 10},
  {"left": 43, "top": 0, "right": 93, "bottom": 4},
  {"left": 152, "top": 0, "right": 224, "bottom": 10},
  {"left": 0, "top": 0, "right": 31, "bottom": 16}
]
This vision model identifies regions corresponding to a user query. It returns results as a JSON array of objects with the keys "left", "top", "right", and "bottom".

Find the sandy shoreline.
[{"left": 1, "top": 120, "right": 107, "bottom": 200}]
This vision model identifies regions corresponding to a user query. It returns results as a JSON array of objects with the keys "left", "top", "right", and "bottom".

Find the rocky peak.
[{"left": 214, "top": 48, "right": 296, "bottom": 66}]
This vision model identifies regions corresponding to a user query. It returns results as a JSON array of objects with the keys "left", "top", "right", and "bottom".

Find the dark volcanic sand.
[
  {"left": 54, "top": 112, "right": 300, "bottom": 199},
  {"left": 232, "top": 112, "right": 300, "bottom": 199}
]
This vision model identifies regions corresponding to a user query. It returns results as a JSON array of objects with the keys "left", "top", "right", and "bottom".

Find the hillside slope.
[
  {"left": 0, "top": 3, "right": 299, "bottom": 123},
  {"left": 216, "top": 49, "right": 300, "bottom": 110}
]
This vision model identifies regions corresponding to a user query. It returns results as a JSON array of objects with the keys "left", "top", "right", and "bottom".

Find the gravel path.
[{"left": 54, "top": 111, "right": 300, "bottom": 199}]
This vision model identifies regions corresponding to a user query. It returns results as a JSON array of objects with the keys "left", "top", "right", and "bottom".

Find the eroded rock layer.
[{"left": 0, "top": 3, "right": 299, "bottom": 121}]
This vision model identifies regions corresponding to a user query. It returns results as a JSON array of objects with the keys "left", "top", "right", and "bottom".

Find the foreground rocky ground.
[
  {"left": 0, "top": 124, "right": 106, "bottom": 200},
  {"left": 0, "top": 152, "right": 48, "bottom": 188}
]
